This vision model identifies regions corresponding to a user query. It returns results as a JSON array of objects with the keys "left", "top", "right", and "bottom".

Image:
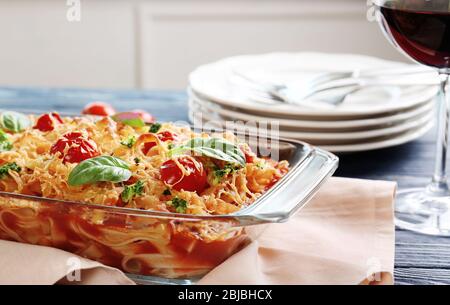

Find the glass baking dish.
[{"left": 0, "top": 123, "right": 338, "bottom": 284}]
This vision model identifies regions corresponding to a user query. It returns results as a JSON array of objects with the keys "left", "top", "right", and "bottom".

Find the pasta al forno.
[{"left": 0, "top": 111, "right": 289, "bottom": 278}]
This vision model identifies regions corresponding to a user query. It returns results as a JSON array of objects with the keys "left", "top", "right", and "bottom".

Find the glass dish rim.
[{"left": 0, "top": 139, "right": 315, "bottom": 221}]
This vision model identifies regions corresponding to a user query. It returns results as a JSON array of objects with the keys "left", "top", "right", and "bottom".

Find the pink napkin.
[
  {"left": 0, "top": 240, "right": 134, "bottom": 285},
  {"left": 0, "top": 177, "right": 396, "bottom": 285},
  {"left": 199, "top": 177, "right": 396, "bottom": 285}
]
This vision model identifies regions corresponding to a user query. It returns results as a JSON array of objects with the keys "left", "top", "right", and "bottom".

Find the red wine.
[{"left": 379, "top": 6, "right": 450, "bottom": 69}]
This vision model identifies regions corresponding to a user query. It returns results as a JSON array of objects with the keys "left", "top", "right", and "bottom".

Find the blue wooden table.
[{"left": 0, "top": 86, "right": 448, "bottom": 285}]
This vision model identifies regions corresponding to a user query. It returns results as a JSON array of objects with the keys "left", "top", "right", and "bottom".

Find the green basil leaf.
[
  {"left": 0, "top": 111, "right": 31, "bottom": 133},
  {"left": 112, "top": 112, "right": 146, "bottom": 128},
  {"left": 170, "top": 137, "right": 246, "bottom": 167},
  {"left": 121, "top": 118, "right": 145, "bottom": 128},
  {"left": 68, "top": 156, "right": 131, "bottom": 186},
  {"left": 0, "top": 129, "right": 8, "bottom": 142},
  {"left": 0, "top": 141, "right": 12, "bottom": 152}
]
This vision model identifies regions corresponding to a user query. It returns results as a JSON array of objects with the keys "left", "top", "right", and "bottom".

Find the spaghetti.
[{"left": 0, "top": 111, "right": 289, "bottom": 278}]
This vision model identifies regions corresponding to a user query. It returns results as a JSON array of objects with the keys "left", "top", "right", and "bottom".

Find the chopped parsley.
[
  {"left": 168, "top": 197, "right": 188, "bottom": 213},
  {"left": 163, "top": 188, "right": 171, "bottom": 196},
  {"left": 120, "top": 136, "right": 137, "bottom": 148},
  {"left": 256, "top": 161, "right": 266, "bottom": 169},
  {"left": 0, "top": 129, "right": 12, "bottom": 152},
  {"left": 0, "top": 162, "right": 21, "bottom": 179},
  {"left": 134, "top": 157, "right": 141, "bottom": 165},
  {"left": 121, "top": 180, "right": 144, "bottom": 203},
  {"left": 149, "top": 122, "right": 162, "bottom": 133},
  {"left": 212, "top": 163, "right": 240, "bottom": 185}
]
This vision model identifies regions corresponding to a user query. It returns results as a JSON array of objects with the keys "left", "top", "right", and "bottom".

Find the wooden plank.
[
  {"left": 395, "top": 268, "right": 450, "bottom": 285},
  {"left": 396, "top": 230, "right": 450, "bottom": 269},
  {"left": 0, "top": 87, "right": 189, "bottom": 122}
]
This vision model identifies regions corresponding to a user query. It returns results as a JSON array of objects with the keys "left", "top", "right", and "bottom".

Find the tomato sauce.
[{"left": 0, "top": 199, "right": 251, "bottom": 278}]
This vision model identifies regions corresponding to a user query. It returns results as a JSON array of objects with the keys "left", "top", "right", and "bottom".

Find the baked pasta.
[{"left": 0, "top": 108, "right": 289, "bottom": 278}]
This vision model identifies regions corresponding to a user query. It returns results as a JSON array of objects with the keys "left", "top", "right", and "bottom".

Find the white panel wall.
[
  {"left": 0, "top": 0, "right": 136, "bottom": 88},
  {"left": 0, "top": 0, "right": 406, "bottom": 89},
  {"left": 139, "top": 0, "right": 406, "bottom": 89}
]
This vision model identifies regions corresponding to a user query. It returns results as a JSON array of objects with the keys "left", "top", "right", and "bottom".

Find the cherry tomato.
[
  {"left": 50, "top": 132, "right": 100, "bottom": 164},
  {"left": 115, "top": 197, "right": 126, "bottom": 207},
  {"left": 241, "top": 144, "right": 256, "bottom": 163},
  {"left": 141, "top": 131, "right": 177, "bottom": 155},
  {"left": 160, "top": 157, "right": 207, "bottom": 193},
  {"left": 34, "top": 113, "right": 63, "bottom": 132},
  {"left": 157, "top": 131, "right": 176, "bottom": 142},
  {"left": 131, "top": 109, "right": 155, "bottom": 124},
  {"left": 142, "top": 142, "right": 157, "bottom": 155},
  {"left": 82, "top": 102, "right": 116, "bottom": 116}
]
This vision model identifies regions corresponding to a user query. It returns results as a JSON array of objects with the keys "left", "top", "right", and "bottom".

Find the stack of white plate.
[{"left": 188, "top": 53, "right": 438, "bottom": 153}]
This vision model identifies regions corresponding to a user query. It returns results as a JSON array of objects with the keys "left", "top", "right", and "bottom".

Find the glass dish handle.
[{"left": 234, "top": 148, "right": 338, "bottom": 224}]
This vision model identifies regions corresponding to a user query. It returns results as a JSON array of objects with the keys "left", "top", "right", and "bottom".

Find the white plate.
[
  {"left": 188, "top": 110, "right": 433, "bottom": 153},
  {"left": 189, "top": 101, "right": 433, "bottom": 142},
  {"left": 320, "top": 122, "right": 433, "bottom": 153},
  {"left": 189, "top": 89, "right": 434, "bottom": 131},
  {"left": 189, "top": 52, "right": 438, "bottom": 118}
]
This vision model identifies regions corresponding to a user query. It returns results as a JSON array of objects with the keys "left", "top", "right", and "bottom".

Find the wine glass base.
[{"left": 395, "top": 188, "right": 450, "bottom": 236}]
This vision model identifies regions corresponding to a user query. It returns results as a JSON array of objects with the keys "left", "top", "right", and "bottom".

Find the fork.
[{"left": 232, "top": 66, "right": 436, "bottom": 106}]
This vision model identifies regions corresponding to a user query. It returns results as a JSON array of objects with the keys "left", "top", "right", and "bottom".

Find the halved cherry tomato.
[
  {"left": 157, "top": 131, "right": 176, "bottom": 142},
  {"left": 141, "top": 131, "right": 177, "bottom": 155},
  {"left": 50, "top": 132, "right": 100, "bottom": 163},
  {"left": 240, "top": 144, "right": 256, "bottom": 163},
  {"left": 131, "top": 109, "right": 155, "bottom": 124},
  {"left": 34, "top": 113, "right": 63, "bottom": 132},
  {"left": 142, "top": 142, "right": 157, "bottom": 155},
  {"left": 160, "top": 157, "right": 207, "bottom": 193},
  {"left": 82, "top": 102, "right": 116, "bottom": 116},
  {"left": 115, "top": 197, "right": 126, "bottom": 207}
]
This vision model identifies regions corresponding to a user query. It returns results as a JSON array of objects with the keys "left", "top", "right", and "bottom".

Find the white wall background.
[{"left": 0, "top": 0, "right": 406, "bottom": 90}]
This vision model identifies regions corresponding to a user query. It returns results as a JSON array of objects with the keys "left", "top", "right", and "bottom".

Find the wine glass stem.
[{"left": 429, "top": 73, "right": 450, "bottom": 196}]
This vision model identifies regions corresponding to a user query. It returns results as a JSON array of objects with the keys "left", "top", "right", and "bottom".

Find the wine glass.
[{"left": 375, "top": 0, "right": 450, "bottom": 235}]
